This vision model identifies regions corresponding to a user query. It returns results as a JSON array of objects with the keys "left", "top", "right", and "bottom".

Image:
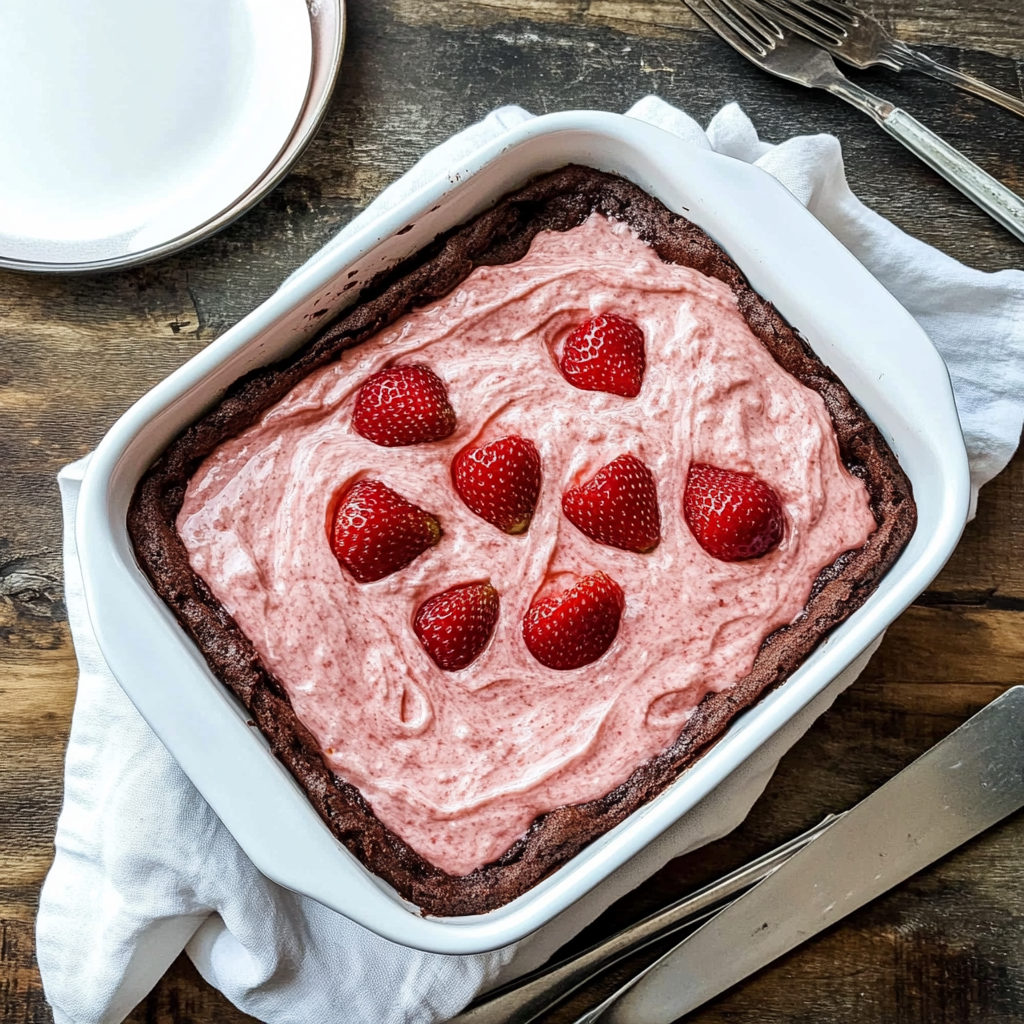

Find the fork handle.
[
  {"left": 826, "top": 80, "right": 1024, "bottom": 245},
  {"left": 898, "top": 48, "right": 1024, "bottom": 121},
  {"left": 877, "top": 107, "right": 1024, "bottom": 244}
]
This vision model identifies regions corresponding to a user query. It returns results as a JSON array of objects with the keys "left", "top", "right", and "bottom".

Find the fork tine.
[
  {"left": 700, "top": 0, "right": 776, "bottom": 54},
  {"left": 682, "top": 0, "right": 771, "bottom": 59},
  {"left": 794, "top": 0, "right": 860, "bottom": 30},
  {"left": 779, "top": 0, "right": 855, "bottom": 33},
  {"left": 754, "top": 0, "right": 846, "bottom": 45},
  {"left": 717, "top": 0, "right": 784, "bottom": 48},
  {"left": 797, "top": 0, "right": 860, "bottom": 27}
]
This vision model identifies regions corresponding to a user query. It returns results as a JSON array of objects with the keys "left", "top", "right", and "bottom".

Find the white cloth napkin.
[{"left": 37, "top": 98, "right": 1024, "bottom": 1024}]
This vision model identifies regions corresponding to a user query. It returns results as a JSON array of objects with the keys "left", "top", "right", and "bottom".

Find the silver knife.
[
  {"left": 451, "top": 815, "right": 839, "bottom": 1024},
  {"left": 583, "top": 684, "right": 1024, "bottom": 1024}
]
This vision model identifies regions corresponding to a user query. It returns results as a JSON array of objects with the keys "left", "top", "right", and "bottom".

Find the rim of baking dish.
[{"left": 76, "top": 111, "right": 970, "bottom": 954}]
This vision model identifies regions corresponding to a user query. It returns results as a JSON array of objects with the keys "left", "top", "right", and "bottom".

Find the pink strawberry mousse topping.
[{"left": 177, "top": 214, "right": 877, "bottom": 877}]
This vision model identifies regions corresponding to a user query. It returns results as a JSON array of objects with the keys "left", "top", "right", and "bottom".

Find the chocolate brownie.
[{"left": 128, "top": 167, "right": 916, "bottom": 916}]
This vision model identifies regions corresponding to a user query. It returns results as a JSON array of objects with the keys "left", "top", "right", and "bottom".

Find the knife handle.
[{"left": 879, "top": 107, "right": 1024, "bottom": 245}]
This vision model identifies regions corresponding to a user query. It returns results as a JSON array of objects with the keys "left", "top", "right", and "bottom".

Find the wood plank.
[
  {"left": 390, "top": 0, "right": 1024, "bottom": 59},
  {"left": 0, "top": 634, "right": 72, "bottom": 931},
  {"left": 0, "top": 922, "right": 55, "bottom": 1024},
  {"left": 864, "top": 606, "right": 1024, "bottom": 683},
  {"left": 0, "top": 854, "right": 56, "bottom": 898},
  {"left": 927, "top": 440, "right": 1024, "bottom": 601},
  {"left": 390, "top": 0, "right": 701, "bottom": 38},
  {"left": 1, "top": 643, "right": 78, "bottom": 727},
  {"left": 880, "top": 0, "right": 1024, "bottom": 59}
]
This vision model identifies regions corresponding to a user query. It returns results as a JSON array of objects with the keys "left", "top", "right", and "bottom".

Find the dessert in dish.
[{"left": 128, "top": 167, "right": 916, "bottom": 916}]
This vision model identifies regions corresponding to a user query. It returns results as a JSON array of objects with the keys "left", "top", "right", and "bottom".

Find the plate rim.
[{"left": 0, "top": 0, "right": 337, "bottom": 275}]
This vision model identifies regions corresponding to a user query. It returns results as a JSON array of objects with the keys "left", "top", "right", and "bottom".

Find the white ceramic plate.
[
  {"left": 77, "top": 113, "right": 970, "bottom": 954},
  {"left": 0, "top": 0, "right": 312, "bottom": 271},
  {"left": 234, "top": 0, "right": 345, "bottom": 216}
]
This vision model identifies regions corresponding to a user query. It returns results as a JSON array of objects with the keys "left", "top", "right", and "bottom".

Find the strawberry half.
[
  {"left": 329, "top": 479, "right": 441, "bottom": 583},
  {"left": 352, "top": 364, "right": 456, "bottom": 447},
  {"left": 562, "top": 453, "right": 661, "bottom": 553},
  {"left": 452, "top": 435, "right": 542, "bottom": 534},
  {"left": 559, "top": 313, "right": 646, "bottom": 398},
  {"left": 683, "top": 463, "right": 785, "bottom": 561},
  {"left": 522, "top": 571, "right": 624, "bottom": 670},
  {"left": 414, "top": 581, "right": 500, "bottom": 671}
]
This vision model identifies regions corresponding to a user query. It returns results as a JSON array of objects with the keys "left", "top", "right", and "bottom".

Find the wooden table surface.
[{"left": 2, "top": 2, "right": 1022, "bottom": 1021}]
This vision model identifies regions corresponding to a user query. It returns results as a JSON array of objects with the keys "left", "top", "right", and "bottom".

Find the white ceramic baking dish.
[{"left": 77, "top": 111, "right": 970, "bottom": 954}]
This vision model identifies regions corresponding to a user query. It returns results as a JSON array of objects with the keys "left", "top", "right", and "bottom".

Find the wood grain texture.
[{"left": 1, "top": 0, "right": 1021, "bottom": 1020}]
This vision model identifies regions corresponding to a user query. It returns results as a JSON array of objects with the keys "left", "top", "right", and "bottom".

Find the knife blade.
[{"left": 591, "top": 684, "right": 1024, "bottom": 1024}]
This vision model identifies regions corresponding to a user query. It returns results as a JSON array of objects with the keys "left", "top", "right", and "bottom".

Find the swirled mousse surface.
[{"left": 178, "top": 214, "right": 876, "bottom": 876}]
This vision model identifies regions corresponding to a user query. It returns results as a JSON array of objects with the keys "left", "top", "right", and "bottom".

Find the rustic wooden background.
[{"left": 2, "top": 1, "right": 1022, "bottom": 1021}]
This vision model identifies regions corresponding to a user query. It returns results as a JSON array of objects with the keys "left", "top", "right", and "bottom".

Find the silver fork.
[
  {"left": 757, "top": 0, "right": 1024, "bottom": 119},
  {"left": 682, "top": 0, "right": 1024, "bottom": 245}
]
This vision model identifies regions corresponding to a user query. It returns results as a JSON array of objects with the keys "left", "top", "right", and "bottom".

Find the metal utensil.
[
  {"left": 682, "top": 0, "right": 1024, "bottom": 245},
  {"left": 575, "top": 684, "right": 1024, "bottom": 1023},
  {"left": 756, "top": 0, "right": 1024, "bottom": 119},
  {"left": 0, "top": 0, "right": 346, "bottom": 274},
  {"left": 451, "top": 815, "right": 840, "bottom": 1024}
]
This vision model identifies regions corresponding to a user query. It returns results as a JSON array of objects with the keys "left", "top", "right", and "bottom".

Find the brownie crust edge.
[{"left": 127, "top": 166, "right": 917, "bottom": 917}]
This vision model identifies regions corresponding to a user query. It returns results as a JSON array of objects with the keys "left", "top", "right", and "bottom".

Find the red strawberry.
[
  {"left": 329, "top": 479, "right": 441, "bottom": 582},
  {"left": 559, "top": 313, "right": 646, "bottom": 398},
  {"left": 683, "top": 463, "right": 785, "bottom": 561},
  {"left": 352, "top": 364, "right": 456, "bottom": 447},
  {"left": 522, "top": 571, "right": 624, "bottom": 670},
  {"left": 562, "top": 454, "right": 661, "bottom": 553},
  {"left": 414, "top": 581, "right": 500, "bottom": 671},
  {"left": 452, "top": 435, "right": 542, "bottom": 534}
]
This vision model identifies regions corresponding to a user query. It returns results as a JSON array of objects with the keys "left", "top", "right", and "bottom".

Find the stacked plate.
[{"left": 0, "top": 0, "right": 345, "bottom": 273}]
